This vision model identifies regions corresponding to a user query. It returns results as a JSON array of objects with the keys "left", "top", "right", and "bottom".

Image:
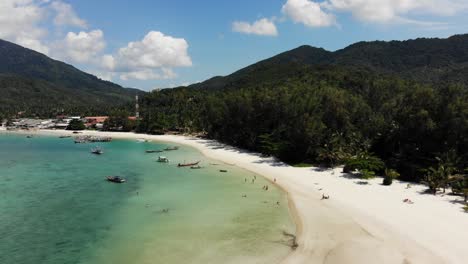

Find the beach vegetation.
[
  {"left": 66, "top": 119, "right": 85, "bottom": 131},
  {"left": 343, "top": 152, "right": 385, "bottom": 174},
  {"left": 383, "top": 169, "right": 400, "bottom": 185},
  {"left": 360, "top": 169, "right": 376, "bottom": 180},
  {"left": 103, "top": 110, "right": 136, "bottom": 132}
]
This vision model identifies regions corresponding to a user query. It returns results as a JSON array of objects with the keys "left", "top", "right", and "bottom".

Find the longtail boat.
[
  {"left": 106, "top": 176, "right": 126, "bottom": 183},
  {"left": 164, "top": 146, "right": 179, "bottom": 151},
  {"left": 178, "top": 161, "right": 200, "bottom": 167},
  {"left": 146, "top": 150, "right": 163, "bottom": 153}
]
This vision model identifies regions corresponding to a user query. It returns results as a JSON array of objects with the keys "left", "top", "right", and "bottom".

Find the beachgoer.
[
  {"left": 266, "top": 186, "right": 269, "bottom": 191},
  {"left": 276, "top": 201, "right": 280, "bottom": 205},
  {"left": 274, "top": 178, "right": 276, "bottom": 183}
]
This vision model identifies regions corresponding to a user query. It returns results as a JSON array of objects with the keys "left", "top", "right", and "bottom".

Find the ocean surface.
[{"left": 0, "top": 133, "right": 294, "bottom": 264}]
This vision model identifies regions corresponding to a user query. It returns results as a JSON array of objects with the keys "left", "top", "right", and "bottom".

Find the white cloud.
[
  {"left": 325, "top": 0, "right": 468, "bottom": 24},
  {"left": 88, "top": 70, "right": 115, "bottom": 81},
  {"left": 50, "top": 0, "right": 87, "bottom": 28},
  {"left": 103, "top": 31, "right": 192, "bottom": 80},
  {"left": 281, "top": 0, "right": 468, "bottom": 27},
  {"left": 232, "top": 18, "right": 278, "bottom": 36},
  {"left": 282, "top": 0, "right": 336, "bottom": 28},
  {"left": 120, "top": 68, "right": 177, "bottom": 81},
  {"left": 101, "top": 54, "right": 115, "bottom": 70},
  {"left": 55, "top": 30, "right": 105, "bottom": 63},
  {"left": 0, "top": 0, "right": 49, "bottom": 54}
]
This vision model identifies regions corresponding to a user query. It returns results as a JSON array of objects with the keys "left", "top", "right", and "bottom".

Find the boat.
[
  {"left": 164, "top": 146, "right": 179, "bottom": 151},
  {"left": 190, "top": 166, "right": 202, "bottom": 169},
  {"left": 26, "top": 135, "right": 33, "bottom": 138},
  {"left": 157, "top": 156, "right": 169, "bottom": 163},
  {"left": 137, "top": 139, "right": 148, "bottom": 143},
  {"left": 91, "top": 147, "right": 104, "bottom": 155},
  {"left": 59, "top": 136, "right": 71, "bottom": 138},
  {"left": 106, "top": 176, "right": 126, "bottom": 183},
  {"left": 178, "top": 161, "right": 200, "bottom": 167},
  {"left": 146, "top": 150, "right": 163, "bottom": 153},
  {"left": 219, "top": 170, "right": 228, "bottom": 173}
]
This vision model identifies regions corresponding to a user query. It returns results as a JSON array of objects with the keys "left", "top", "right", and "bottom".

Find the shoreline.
[{"left": 3, "top": 129, "right": 467, "bottom": 264}]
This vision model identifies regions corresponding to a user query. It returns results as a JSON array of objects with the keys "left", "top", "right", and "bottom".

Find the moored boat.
[
  {"left": 157, "top": 156, "right": 169, "bottom": 163},
  {"left": 91, "top": 147, "right": 104, "bottom": 155},
  {"left": 106, "top": 176, "right": 126, "bottom": 183},
  {"left": 164, "top": 146, "right": 179, "bottom": 151},
  {"left": 190, "top": 165, "right": 202, "bottom": 169},
  {"left": 146, "top": 150, "right": 163, "bottom": 153},
  {"left": 178, "top": 161, "right": 200, "bottom": 167}
]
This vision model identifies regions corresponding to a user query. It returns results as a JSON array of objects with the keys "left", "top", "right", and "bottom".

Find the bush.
[
  {"left": 383, "top": 177, "right": 393, "bottom": 185},
  {"left": 343, "top": 153, "right": 385, "bottom": 173},
  {"left": 360, "top": 169, "right": 376, "bottom": 179},
  {"left": 383, "top": 169, "right": 400, "bottom": 186}
]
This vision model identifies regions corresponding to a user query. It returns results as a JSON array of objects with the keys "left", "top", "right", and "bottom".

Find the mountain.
[
  {"left": 139, "top": 34, "right": 468, "bottom": 181},
  {"left": 0, "top": 39, "right": 143, "bottom": 117},
  {"left": 189, "top": 34, "right": 468, "bottom": 90}
]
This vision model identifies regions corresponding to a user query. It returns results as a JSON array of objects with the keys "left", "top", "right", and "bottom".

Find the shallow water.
[{"left": 0, "top": 134, "right": 294, "bottom": 264}]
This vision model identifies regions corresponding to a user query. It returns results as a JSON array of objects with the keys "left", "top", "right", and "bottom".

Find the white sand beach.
[{"left": 5, "top": 129, "right": 468, "bottom": 264}]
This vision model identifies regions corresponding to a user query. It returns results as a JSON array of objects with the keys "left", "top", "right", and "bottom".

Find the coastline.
[{"left": 3, "top": 129, "right": 467, "bottom": 264}]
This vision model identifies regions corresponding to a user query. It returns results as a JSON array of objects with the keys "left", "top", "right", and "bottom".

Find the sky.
[{"left": 1, "top": 0, "right": 468, "bottom": 91}]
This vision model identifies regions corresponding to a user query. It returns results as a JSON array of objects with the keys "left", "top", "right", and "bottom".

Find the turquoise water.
[{"left": 0, "top": 134, "right": 294, "bottom": 264}]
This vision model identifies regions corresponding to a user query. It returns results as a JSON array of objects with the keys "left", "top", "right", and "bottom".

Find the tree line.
[{"left": 136, "top": 65, "right": 467, "bottom": 199}]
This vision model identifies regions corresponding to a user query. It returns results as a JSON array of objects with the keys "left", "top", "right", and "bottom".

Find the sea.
[{"left": 0, "top": 133, "right": 294, "bottom": 264}]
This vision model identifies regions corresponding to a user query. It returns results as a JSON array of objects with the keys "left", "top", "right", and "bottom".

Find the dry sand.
[{"left": 5, "top": 129, "right": 468, "bottom": 264}]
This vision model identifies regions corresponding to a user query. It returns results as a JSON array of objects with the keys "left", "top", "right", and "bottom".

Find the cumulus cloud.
[
  {"left": 0, "top": 0, "right": 49, "bottom": 54},
  {"left": 103, "top": 31, "right": 192, "bottom": 80},
  {"left": 282, "top": 0, "right": 336, "bottom": 28},
  {"left": 120, "top": 68, "right": 177, "bottom": 81},
  {"left": 232, "top": 18, "right": 278, "bottom": 36},
  {"left": 55, "top": 30, "right": 105, "bottom": 63},
  {"left": 328, "top": 0, "right": 468, "bottom": 22},
  {"left": 281, "top": 0, "right": 468, "bottom": 27},
  {"left": 50, "top": 0, "right": 87, "bottom": 28}
]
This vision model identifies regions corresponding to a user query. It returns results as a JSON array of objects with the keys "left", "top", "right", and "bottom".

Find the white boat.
[
  {"left": 91, "top": 147, "right": 104, "bottom": 155},
  {"left": 157, "top": 156, "right": 169, "bottom": 163}
]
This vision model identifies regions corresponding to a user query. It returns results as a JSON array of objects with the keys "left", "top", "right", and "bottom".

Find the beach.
[{"left": 4, "top": 129, "right": 468, "bottom": 264}]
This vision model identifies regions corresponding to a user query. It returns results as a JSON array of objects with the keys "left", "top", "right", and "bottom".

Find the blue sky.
[{"left": 2, "top": 0, "right": 468, "bottom": 90}]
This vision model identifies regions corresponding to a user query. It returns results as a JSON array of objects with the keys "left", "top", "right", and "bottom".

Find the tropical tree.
[{"left": 66, "top": 119, "right": 85, "bottom": 131}]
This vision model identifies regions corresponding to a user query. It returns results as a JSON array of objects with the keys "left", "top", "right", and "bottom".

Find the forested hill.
[
  {"left": 0, "top": 39, "right": 143, "bottom": 117},
  {"left": 139, "top": 34, "right": 468, "bottom": 182},
  {"left": 189, "top": 34, "right": 468, "bottom": 90}
]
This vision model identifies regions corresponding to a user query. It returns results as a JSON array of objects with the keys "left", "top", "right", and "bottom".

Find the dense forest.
[
  {"left": 137, "top": 35, "right": 468, "bottom": 186},
  {"left": 0, "top": 39, "right": 142, "bottom": 117}
]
